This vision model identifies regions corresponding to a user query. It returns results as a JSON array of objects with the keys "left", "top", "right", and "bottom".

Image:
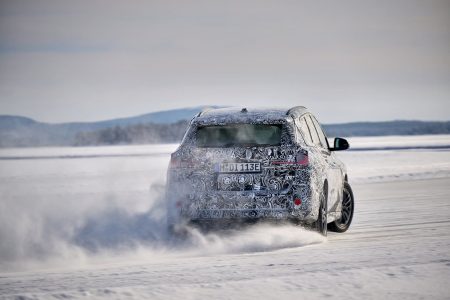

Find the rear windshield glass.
[{"left": 196, "top": 124, "right": 282, "bottom": 147}]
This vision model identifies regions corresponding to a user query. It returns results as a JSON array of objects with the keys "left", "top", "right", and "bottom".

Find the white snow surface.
[
  {"left": 343, "top": 134, "right": 450, "bottom": 149},
  {"left": 1, "top": 135, "right": 450, "bottom": 299}
]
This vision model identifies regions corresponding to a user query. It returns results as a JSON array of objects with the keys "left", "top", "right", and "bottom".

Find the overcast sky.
[{"left": 0, "top": 0, "right": 449, "bottom": 123}]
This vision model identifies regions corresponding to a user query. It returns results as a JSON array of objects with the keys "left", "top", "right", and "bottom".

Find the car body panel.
[{"left": 166, "top": 107, "right": 348, "bottom": 227}]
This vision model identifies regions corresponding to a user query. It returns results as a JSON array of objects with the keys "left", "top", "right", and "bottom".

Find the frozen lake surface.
[{"left": 0, "top": 135, "right": 450, "bottom": 299}]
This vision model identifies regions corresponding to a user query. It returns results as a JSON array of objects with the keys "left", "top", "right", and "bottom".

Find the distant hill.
[
  {"left": 64, "top": 106, "right": 217, "bottom": 129},
  {"left": 0, "top": 106, "right": 213, "bottom": 147},
  {"left": 1, "top": 108, "right": 449, "bottom": 147},
  {"left": 0, "top": 115, "right": 39, "bottom": 129}
]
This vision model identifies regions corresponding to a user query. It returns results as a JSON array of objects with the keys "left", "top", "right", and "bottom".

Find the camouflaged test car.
[{"left": 166, "top": 106, "right": 354, "bottom": 235}]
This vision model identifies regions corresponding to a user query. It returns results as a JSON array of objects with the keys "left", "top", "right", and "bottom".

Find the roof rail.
[{"left": 286, "top": 106, "right": 307, "bottom": 117}]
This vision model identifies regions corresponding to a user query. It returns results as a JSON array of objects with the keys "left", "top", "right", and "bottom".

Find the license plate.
[{"left": 218, "top": 162, "right": 261, "bottom": 173}]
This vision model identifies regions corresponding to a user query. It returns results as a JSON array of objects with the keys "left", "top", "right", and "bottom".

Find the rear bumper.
[
  {"left": 166, "top": 187, "right": 316, "bottom": 225},
  {"left": 167, "top": 204, "right": 316, "bottom": 226},
  {"left": 188, "top": 217, "right": 306, "bottom": 231},
  {"left": 192, "top": 208, "right": 291, "bottom": 219}
]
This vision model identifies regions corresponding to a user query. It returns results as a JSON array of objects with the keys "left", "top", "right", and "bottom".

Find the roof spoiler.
[
  {"left": 286, "top": 106, "right": 307, "bottom": 117},
  {"left": 196, "top": 107, "right": 214, "bottom": 117}
]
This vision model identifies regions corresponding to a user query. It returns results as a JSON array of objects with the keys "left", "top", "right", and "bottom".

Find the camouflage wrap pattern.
[{"left": 166, "top": 108, "right": 328, "bottom": 224}]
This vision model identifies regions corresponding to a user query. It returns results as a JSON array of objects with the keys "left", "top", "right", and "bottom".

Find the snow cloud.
[{"left": 0, "top": 150, "right": 324, "bottom": 271}]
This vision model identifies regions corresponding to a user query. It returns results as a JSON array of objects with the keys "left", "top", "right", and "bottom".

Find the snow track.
[{"left": 1, "top": 141, "right": 450, "bottom": 299}]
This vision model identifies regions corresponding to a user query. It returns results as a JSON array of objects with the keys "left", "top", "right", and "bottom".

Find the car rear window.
[{"left": 196, "top": 124, "right": 282, "bottom": 147}]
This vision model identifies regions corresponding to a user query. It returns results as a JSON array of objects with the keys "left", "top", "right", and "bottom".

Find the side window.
[
  {"left": 297, "top": 117, "right": 313, "bottom": 146},
  {"left": 305, "top": 116, "right": 321, "bottom": 146},
  {"left": 310, "top": 116, "right": 329, "bottom": 149}
]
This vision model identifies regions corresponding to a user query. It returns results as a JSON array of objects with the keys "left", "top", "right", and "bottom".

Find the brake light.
[
  {"left": 271, "top": 152, "right": 308, "bottom": 166},
  {"left": 169, "top": 156, "right": 181, "bottom": 169},
  {"left": 169, "top": 155, "right": 194, "bottom": 169},
  {"left": 296, "top": 152, "right": 309, "bottom": 165}
]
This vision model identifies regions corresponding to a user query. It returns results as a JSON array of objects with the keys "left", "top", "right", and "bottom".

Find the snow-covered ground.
[
  {"left": 0, "top": 135, "right": 450, "bottom": 299},
  {"left": 344, "top": 134, "right": 450, "bottom": 150}
]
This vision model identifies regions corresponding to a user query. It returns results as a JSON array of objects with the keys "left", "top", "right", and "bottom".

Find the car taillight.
[
  {"left": 169, "top": 156, "right": 181, "bottom": 169},
  {"left": 296, "top": 152, "right": 308, "bottom": 165},
  {"left": 271, "top": 151, "right": 308, "bottom": 166},
  {"left": 169, "top": 155, "right": 194, "bottom": 169}
]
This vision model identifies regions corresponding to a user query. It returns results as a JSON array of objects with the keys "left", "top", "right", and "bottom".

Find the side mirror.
[{"left": 330, "top": 137, "right": 349, "bottom": 151}]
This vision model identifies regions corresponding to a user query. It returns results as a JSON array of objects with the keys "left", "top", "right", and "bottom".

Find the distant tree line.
[
  {"left": 74, "top": 120, "right": 190, "bottom": 146},
  {"left": 2, "top": 117, "right": 449, "bottom": 148},
  {"left": 72, "top": 120, "right": 450, "bottom": 146}
]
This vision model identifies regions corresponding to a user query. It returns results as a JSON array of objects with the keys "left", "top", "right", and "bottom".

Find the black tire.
[
  {"left": 314, "top": 188, "right": 328, "bottom": 236},
  {"left": 328, "top": 182, "right": 354, "bottom": 233}
]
